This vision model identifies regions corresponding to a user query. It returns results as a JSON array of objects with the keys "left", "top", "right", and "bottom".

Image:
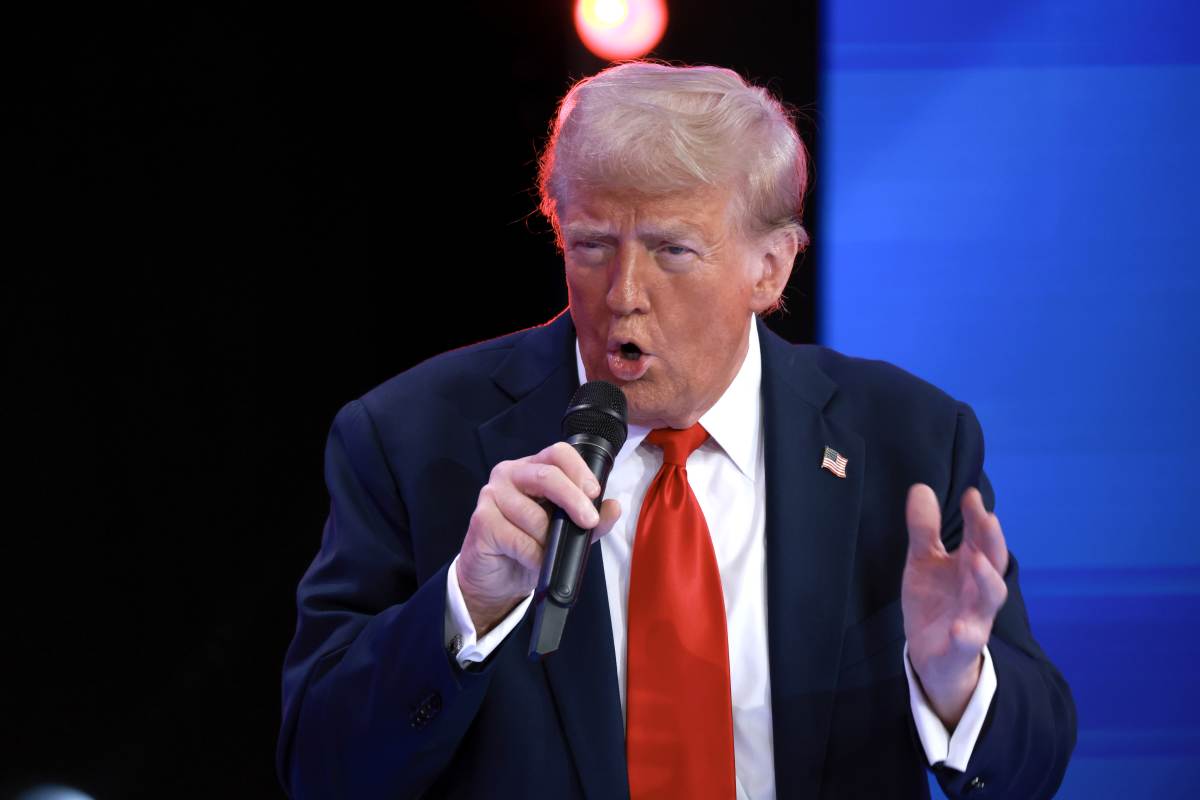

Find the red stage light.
[{"left": 574, "top": 0, "right": 668, "bottom": 62}]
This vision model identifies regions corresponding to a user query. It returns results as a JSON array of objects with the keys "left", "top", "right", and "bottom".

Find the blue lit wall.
[{"left": 820, "top": 2, "right": 1200, "bottom": 796}]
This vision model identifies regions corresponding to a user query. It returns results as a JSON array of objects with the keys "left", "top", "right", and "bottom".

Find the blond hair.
[{"left": 537, "top": 60, "right": 810, "bottom": 259}]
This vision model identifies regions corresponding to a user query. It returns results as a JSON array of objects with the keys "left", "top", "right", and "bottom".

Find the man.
[{"left": 277, "top": 61, "right": 1076, "bottom": 799}]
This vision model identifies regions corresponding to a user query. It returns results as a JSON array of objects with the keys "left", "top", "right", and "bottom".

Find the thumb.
[
  {"left": 589, "top": 498, "right": 622, "bottom": 545},
  {"left": 906, "top": 483, "right": 945, "bottom": 559}
]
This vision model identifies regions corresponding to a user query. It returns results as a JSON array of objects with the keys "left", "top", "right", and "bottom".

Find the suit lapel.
[
  {"left": 477, "top": 309, "right": 631, "bottom": 800},
  {"left": 756, "top": 317, "right": 865, "bottom": 799}
]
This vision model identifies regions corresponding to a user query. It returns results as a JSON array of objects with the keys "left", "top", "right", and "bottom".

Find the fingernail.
[{"left": 587, "top": 479, "right": 601, "bottom": 498}]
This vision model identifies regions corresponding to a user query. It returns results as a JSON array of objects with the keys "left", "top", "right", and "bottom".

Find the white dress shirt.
[{"left": 443, "top": 317, "right": 997, "bottom": 797}]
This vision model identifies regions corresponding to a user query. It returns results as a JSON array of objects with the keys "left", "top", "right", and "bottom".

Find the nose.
[{"left": 605, "top": 242, "right": 651, "bottom": 316}]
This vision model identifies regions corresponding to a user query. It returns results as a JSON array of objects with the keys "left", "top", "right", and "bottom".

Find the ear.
[{"left": 748, "top": 227, "right": 801, "bottom": 314}]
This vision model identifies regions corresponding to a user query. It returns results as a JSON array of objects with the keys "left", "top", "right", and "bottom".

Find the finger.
[
  {"left": 962, "top": 487, "right": 1009, "bottom": 576},
  {"left": 956, "top": 550, "right": 982, "bottom": 609},
  {"left": 485, "top": 484, "right": 552, "bottom": 544},
  {"left": 969, "top": 548, "right": 1009, "bottom": 617},
  {"left": 510, "top": 461, "right": 600, "bottom": 530},
  {"left": 538, "top": 441, "right": 603, "bottom": 500},
  {"left": 986, "top": 513, "right": 1010, "bottom": 576},
  {"left": 960, "top": 486, "right": 986, "bottom": 545},
  {"left": 589, "top": 499, "right": 623, "bottom": 545},
  {"left": 476, "top": 501, "right": 546, "bottom": 572},
  {"left": 905, "top": 483, "right": 945, "bottom": 559},
  {"left": 948, "top": 617, "right": 990, "bottom": 655}
]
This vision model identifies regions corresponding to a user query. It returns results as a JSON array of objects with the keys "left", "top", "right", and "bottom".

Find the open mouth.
[{"left": 607, "top": 339, "right": 653, "bottom": 381}]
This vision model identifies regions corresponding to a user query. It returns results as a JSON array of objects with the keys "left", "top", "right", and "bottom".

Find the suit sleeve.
[
  {"left": 276, "top": 399, "right": 520, "bottom": 799},
  {"left": 916, "top": 400, "right": 1077, "bottom": 799}
]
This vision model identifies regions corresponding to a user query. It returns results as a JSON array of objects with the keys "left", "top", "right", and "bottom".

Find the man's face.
[{"left": 562, "top": 184, "right": 767, "bottom": 429}]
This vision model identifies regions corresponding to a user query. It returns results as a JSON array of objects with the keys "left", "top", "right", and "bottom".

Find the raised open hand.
[{"left": 902, "top": 482, "right": 1009, "bottom": 728}]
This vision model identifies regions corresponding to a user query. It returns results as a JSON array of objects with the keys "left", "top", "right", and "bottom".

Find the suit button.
[
  {"left": 409, "top": 691, "right": 443, "bottom": 729},
  {"left": 967, "top": 776, "right": 986, "bottom": 791}
]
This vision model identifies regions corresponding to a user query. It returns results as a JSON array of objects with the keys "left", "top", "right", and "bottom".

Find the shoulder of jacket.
[
  {"left": 340, "top": 324, "right": 539, "bottom": 425},
  {"left": 804, "top": 343, "right": 963, "bottom": 419}
]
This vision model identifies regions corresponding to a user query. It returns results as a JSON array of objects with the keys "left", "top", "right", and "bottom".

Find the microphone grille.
[{"left": 562, "top": 380, "right": 628, "bottom": 451}]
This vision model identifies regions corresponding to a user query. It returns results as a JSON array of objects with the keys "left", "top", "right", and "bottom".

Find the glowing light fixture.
[{"left": 574, "top": 0, "right": 668, "bottom": 62}]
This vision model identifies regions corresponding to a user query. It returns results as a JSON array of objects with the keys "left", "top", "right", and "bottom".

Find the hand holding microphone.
[{"left": 455, "top": 382, "right": 627, "bottom": 643}]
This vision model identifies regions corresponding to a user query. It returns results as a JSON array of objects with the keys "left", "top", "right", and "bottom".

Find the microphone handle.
[{"left": 528, "top": 433, "right": 616, "bottom": 657}]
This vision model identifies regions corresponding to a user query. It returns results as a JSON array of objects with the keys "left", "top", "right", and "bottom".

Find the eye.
[
  {"left": 657, "top": 243, "right": 695, "bottom": 261},
  {"left": 568, "top": 239, "right": 610, "bottom": 265}
]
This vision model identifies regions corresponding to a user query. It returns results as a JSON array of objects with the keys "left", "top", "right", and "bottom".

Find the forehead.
[{"left": 559, "top": 184, "right": 737, "bottom": 240}]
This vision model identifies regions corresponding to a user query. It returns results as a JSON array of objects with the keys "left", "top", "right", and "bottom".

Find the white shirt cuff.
[
  {"left": 903, "top": 640, "right": 997, "bottom": 772},
  {"left": 444, "top": 552, "right": 535, "bottom": 668}
]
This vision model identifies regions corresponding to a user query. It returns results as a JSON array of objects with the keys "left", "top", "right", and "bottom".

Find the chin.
[{"left": 621, "top": 387, "right": 672, "bottom": 426}]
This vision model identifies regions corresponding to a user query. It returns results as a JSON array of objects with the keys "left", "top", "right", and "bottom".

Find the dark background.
[{"left": 5, "top": 3, "right": 819, "bottom": 797}]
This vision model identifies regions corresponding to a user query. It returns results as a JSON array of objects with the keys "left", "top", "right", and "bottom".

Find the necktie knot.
[{"left": 645, "top": 423, "right": 709, "bottom": 467}]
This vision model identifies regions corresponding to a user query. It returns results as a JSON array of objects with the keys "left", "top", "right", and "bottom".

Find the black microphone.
[{"left": 528, "top": 380, "right": 628, "bottom": 659}]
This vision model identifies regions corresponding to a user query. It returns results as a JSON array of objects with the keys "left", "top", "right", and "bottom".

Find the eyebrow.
[
  {"left": 562, "top": 220, "right": 708, "bottom": 244},
  {"left": 562, "top": 223, "right": 610, "bottom": 240}
]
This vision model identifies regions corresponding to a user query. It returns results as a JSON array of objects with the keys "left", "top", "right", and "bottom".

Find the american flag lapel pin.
[{"left": 821, "top": 445, "right": 848, "bottom": 478}]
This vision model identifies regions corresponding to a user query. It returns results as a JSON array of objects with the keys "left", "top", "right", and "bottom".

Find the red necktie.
[{"left": 625, "top": 423, "right": 736, "bottom": 799}]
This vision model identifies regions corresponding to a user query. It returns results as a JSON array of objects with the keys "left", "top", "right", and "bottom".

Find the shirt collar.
[{"left": 573, "top": 316, "right": 762, "bottom": 481}]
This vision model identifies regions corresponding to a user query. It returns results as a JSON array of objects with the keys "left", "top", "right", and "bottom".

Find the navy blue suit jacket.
[{"left": 277, "top": 309, "right": 1076, "bottom": 799}]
